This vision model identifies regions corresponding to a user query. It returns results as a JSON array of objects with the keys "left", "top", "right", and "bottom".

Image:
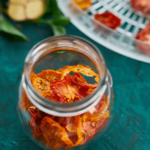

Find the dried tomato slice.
[
  {"left": 36, "top": 70, "right": 62, "bottom": 82},
  {"left": 72, "top": 0, "right": 92, "bottom": 10},
  {"left": 80, "top": 96, "right": 110, "bottom": 137},
  {"left": 90, "top": 96, "right": 110, "bottom": 122},
  {"left": 55, "top": 81, "right": 80, "bottom": 103},
  {"left": 79, "top": 118, "right": 107, "bottom": 145},
  {"left": 45, "top": 76, "right": 82, "bottom": 103},
  {"left": 32, "top": 77, "right": 50, "bottom": 94},
  {"left": 40, "top": 116, "right": 73, "bottom": 149},
  {"left": 73, "top": 115, "right": 83, "bottom": 145},
  {"left": 131, "top": 0, "right": 150, "bottom": 14},
  {"left": 82, "top": 118, "right": 106, "bottom": 137},
  {"left": 72, "top": 73, "right": 98, "bottom": 89},
  {"left": 20, "top": 90, "right": 33, "bottom": 111},
  {"left": 55, "top": 117, "right": 66, "bottom": 127},
  {"left": 28, "top": 108, "right": 43, "bottom": 138},
  {"left": 94, "top": 12, "right": 121, "bottom": 29},
  {"left": 81, "top": 109, "right": 109, "bottom": 137},
  {"left": 65, "top": 116, "right": 83, "bottom": 145},
  {"left": 58, "top": 65, "right": 99, "bottom": 83},
  {"left": 135, "top": 22, "right": 150, "bottom": 55},
  {"left": 91, "top": 111, "right": 109, "bottom": 122},
  {"left": 63, "top": 117, "right": 78, "bottom": 143}
]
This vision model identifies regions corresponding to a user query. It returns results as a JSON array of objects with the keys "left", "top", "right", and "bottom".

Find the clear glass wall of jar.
[{"left": 16, "top": 35, "right": 114, "bottom": 150}]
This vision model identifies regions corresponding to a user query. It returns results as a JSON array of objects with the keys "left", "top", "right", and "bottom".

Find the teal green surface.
[{"left": 0, "top": 20, "right": 150, "bottom": 150}]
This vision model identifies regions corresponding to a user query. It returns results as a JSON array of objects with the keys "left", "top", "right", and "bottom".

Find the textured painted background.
[{"left": 0, "top": 18, "right": 150, "bottom": 150}]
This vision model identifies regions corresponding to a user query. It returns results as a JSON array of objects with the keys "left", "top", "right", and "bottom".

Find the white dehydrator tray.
[{"left": 57, "top": 0, "right": 150, "bottom": 63}]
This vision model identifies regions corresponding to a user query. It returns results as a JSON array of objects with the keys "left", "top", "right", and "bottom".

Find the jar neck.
[
  {"left": 23, "top": 35, "right": 108, "bottom": 117},
  {"left": 23, "top": 74, "right": 109, "bottom": 116}
]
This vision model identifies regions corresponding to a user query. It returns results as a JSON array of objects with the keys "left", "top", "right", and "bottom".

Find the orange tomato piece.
[
  {"left": 73, "top": 0, "right": 92, "bottom": 10},
  {"left": 73, "top": 115, "right": 84, "bottom": 145},
  {"left": 91, "top": 111, "right": 110, "bottom": 122},
  {"left": 65, "top": 116, "right": 83, "bottom": 146},
  {"left": 57, "top": 65, "right": 99, "bottom": 83},
  {"left": 20, "top": 90, "right": 32, "bottom": 111},
  {"left": 40, "top": 116, "right": 73, "bottom": 149},
  {"left": 37, "top": 70, "right": 62, "bottom": 82},
  {"left": 32, "top": 77, "right": 50, "bottom": 94}
]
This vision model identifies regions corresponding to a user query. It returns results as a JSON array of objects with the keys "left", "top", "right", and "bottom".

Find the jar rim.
[{"left": 24, "top": 35, "right": 108, "bottom": 116}]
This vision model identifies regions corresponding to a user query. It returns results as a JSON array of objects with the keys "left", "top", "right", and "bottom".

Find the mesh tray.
[{"left": 57, "top": 0, "right": 150, "bottom": 63}]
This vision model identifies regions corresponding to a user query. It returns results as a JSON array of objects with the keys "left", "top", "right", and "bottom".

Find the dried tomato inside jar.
[{"left": 17, "top": 36, "right": 114, "bottom": 150}]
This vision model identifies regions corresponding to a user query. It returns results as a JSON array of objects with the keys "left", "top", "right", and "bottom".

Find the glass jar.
[{"left": 16, "top": 35, "right": 114, "bottom": 150}]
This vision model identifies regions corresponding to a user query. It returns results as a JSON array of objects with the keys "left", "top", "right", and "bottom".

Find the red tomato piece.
[
  {"left": 54, "top": 117, "right": 66, "bottom": 127},
  {"left": 135, "top": 22, "right": 150, "bottom": 55},
  {"left": 28, "top": 108, "right": 43, "bottom": 138},
  {"left": 49, "top": 76, "right": 82, "bottom": 103},
  {"left": 94, "top": 12, "right": 121, "bottom": 29},
  {"left": 131, "top": 0, "right": 150, "bottom": 14},
  {"left": 63, "top": 117, "right": 78, "bottom": 144}
]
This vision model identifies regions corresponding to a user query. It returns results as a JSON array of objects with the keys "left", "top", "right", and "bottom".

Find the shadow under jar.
[{"left": 16, "top": 35, "right": 114, "bottom": 150}]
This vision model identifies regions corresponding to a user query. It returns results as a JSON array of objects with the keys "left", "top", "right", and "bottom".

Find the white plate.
[{"left": 58, "top": 0, "right": 150, "bottom": 63}]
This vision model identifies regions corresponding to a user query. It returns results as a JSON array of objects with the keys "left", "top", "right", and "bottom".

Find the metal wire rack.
[{"left": 57, "top": 0, "right": 150, "bottom": 63}]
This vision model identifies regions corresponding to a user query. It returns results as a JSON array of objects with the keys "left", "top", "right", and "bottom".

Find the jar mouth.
[{"left": 24, "top": 35, "right": 107, "bottom": 116}]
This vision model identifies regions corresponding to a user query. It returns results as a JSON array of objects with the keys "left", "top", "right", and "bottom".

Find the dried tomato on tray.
[
  {"left": 72, "top": 0, "right": 92, "bottom": 10},
  {"left": 135, "top": 22, "right": 150, "bottom": 55},
  {"left": 20, "top": 65, "right": 110, "bottom": 149},
  {"left": 131, "top": 0, "right": 150, "bottom": 14},
  {"left": 94, "top": 12, "right": 121, "bottom": 30}
]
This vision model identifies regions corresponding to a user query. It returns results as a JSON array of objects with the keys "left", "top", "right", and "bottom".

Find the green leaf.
[
  {"left": 37, "top": 16, "right": 70, "bottom": 27},
  {"left": 45, "top": 0, "right": 53, "bottom": 14},
  {"left": 36, "top": 19, "right": 50, "bottom": 24},
  {"left": 35, "top": 0, "right": 69, "bottom": 36},
  {"left": 51, "top": 16, "right": 70, "bottom": 27},
  {"left": 50, "top": 24, "right": 66, "bottom": 36},
  {"left": 51, "top": 0, "right": 62, "bottom": 19},
  {"left": 0, "top": 15, "right": 28, "bottom": 42},
  {"left": 44, "top": 0, "right": 61, "bottom": 18}
]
